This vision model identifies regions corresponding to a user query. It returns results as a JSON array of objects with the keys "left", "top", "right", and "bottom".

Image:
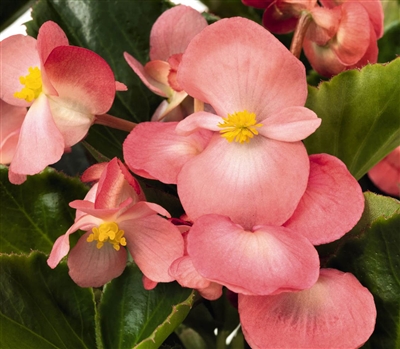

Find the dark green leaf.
[
  {"left": 304, "top": 58, "right": 400, "bottom": 179},
  {"left": 0, "top": 252, "right": 96, "bottom": 349},
  {"left": 378, "top": 21, "right": 400, "bottom": 64},
  {"left": 0, "top": 166, "right": 88, "bottom": 254},
  {"left": 326, "top": 192, "right": 400, "bottom": 349},
  {"left": 200, "top": 0, "right": 262, "bottom": 22},
  {"left": 98, "top": 263, "right": 194, "bottom": 349},
  {"left": 26, "top": 0, "right": 172, "bottom": 159}
]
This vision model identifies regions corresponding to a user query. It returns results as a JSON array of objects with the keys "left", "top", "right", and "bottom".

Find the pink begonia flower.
[
  {"left": 0, "top": 99, "right": 26, "bottom": 164},
  {"left": 242, "top": 0, "right": 317, "bottom": 34},
  {"left": 47, "top": 158, "right": 184, "bottom": 287},
  {"left": 124, "top": 5, "right": 207, "bottom": 121},
  {"left": 0, "top": 21, "right": 122, "bottom": 184},
  {"left": 303, "top": 0, "right": 383, "bottom": 77},
  {"left": 124, "top": 17, "right": 321, "bottom": 229},
  {"left": 239, "top": 268, "right": 376, "bottom": 349},
  {"left": 368, "top": 146, "right": 400, "bottom": 197}
]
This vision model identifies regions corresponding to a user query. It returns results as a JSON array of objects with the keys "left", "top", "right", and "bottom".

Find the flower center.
[
  {"left": 13, "top": 66, "right": 43, "bottom": 102},
  {"left": 218, "top": 110, "right": 262, "bottom": 143},
  {"left": 87, "top": 222, "right": 127, "bottom": 251}
]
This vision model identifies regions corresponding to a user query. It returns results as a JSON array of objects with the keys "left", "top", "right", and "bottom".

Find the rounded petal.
[
  {"left": 175, "top": 111, "right": 222, "bottom": 135},
  {"left": 239, "top": 269, "right": 376, "bottom": 349},
  {"left": 68, "top": 231, "right": 127, "bottom": 287},
  {"left": 187, "top": 214, "right": 320, "bottom": 295},
  {"left": 259, "top": 106, "right": 320, "bottom": 142},
  {"left": 121, "top": 215, "right": 184, "bottom": 282},
  {"left": 149, "top": 5, "right": 208, "bottom": 61},
  {"left": 284, "top": 154, "right": 364, "bottom": 245},
  {"left": 9, "top": 93, "right": 65, "bottom": 179},
  {"left": 169, "top": 255, "right": 211, "bottom": 289},
  {"left": 0, "top": 35, "right": 40, "bottom": 107},
  {"left": 178, "top": 134, "right": 309, "bottom": 228},
  {"left": 178, "top": 17, "right": 308, "bottom": 118},
  {"left": 123, "top": 121, "right": 212, "bottom": 184}
]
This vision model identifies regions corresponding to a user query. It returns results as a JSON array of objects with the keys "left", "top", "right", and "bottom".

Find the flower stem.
[
  {"left": 194, "top": 98, "right": 204, "bottom": 113},
  {"left": 95, "top": 113, "right": 137, "bottom": 132},
  {"left": 290, "top": 11, "right": 312, "bottom": 59}
]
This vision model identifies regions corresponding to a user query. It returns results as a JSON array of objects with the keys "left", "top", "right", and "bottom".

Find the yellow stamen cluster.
[
  {"left": 218, "top": 110, "right": 262, "bottom": 144},
  {"left": 13, "top": 66, "right": 43, "bottom": 102},
  {"left": 87, "top": 222, "right": 127, "bottom": 251}
]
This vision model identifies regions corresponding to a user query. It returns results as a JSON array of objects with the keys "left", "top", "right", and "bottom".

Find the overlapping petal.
[{"left": 239, "top": 269, "right": 376, "bottom": 349}]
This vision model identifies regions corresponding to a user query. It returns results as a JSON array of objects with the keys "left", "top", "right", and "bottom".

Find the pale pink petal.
[
  {"left": 187, "top": 214, "right": 320, "bottom": 295},
  {"left": 198, "top": 283, "right": 223, "bottom": 301},
  {"left": 123, "top": 52, "right": 168, "bottom": 97},
  {"left": 47, "top": 214, "right": 101, "bottom": 268},
  {"left": 178, "top": 17, "right": 307, "bottom": 118},
  {"left": 121, "top": 215, "right": 184, "bottom": 282},
  {"left": 175, "top": 111, "right": 222, "bottom": 135},
  {"left": 151, "top": 92, "right": 188, "bottom": 121},
  {"left": 67, "top": 231, "right": 127, "bottom": 287},
  {"left": 155, "top": 91, "right": 188, "bottom": 120},
  {"left": 0, "top": 35, "right": 40, "bottom": 107},
  {"left": 169, "top": 255, "right": 211, "bottom": 289},
  {"left": 178, "top": 135, "right": 309, "bottom": 228},
  {"left": 307, "top": 7, "right": 340, "bottom": 45},
  {"left": 0, "top": 100, "right": 26, "bottom": 164},
  {"left": 259, "top": 106, "right": 320, "bottom": 142},
  {"left": 115, "top": 81, "right": 128, "bottom": 91},
  {"left": 368, "top": 147, "right": 400, "bottom": 197},
  {"left": 284, "top": 154, "right": 364, "bottom": 245},
  {"left": 149, "top": 5, "right": 207, "bottom": 61},
  {"left": 117, "top": 201, "right": 171, "bottom": 222},
  {"left": 239, "top": 269, "right": 376, "bottom": 349},
  {"left": 167, "top": 53, "right": 183, "bottom": 91},
  {"left": 9, "top": 93, "right": 64, "bottom": 179},
  {"left": 123, "top": 122, "right": 212, "bottom": 184},
  {"left": 81, "top": 163, "right": 109, "bottom": 183},
  {"left": 348, "top": 23, "right": 378, "bottom": 69}
]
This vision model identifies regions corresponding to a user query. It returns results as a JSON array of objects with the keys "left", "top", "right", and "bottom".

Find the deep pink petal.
[
  {"left": 178, "top": 134, "right": 309, "bottom": 228},
  {"left": 284, "top": 154, "right": 364, "bottom": 245},
  {"left": 47, "top": 214, "right": 101, "bottom": 268},
  {"left": 239, "top": 269, "right": 376, "bottom": 349},
  {"left": 149, "top": 5, "right": 207, "bottom": 61},
  {"left": 0, "top": 35, "right": 40, "bottom": 106},
  {"left": 121, "top": 215, "right": 184, "bottom": 282},
  {"left": 259, "top": 106, "right": 320, "bottom": 142},
  {"left": 187, "top": 214, "right": 320, "bottom": 295},
  {"left": 242, "top": 0, "right": 273, "bottom": 9},
  {"left": 9, "top": 93, "right": 64, "bottom": 179},
  {"left": 0, "top": 100, "right": 26, "bottom": 164},
  {"left": 262, "top": 4, "right": 299, "bottom": 34},
  {"left": 67, "top": 231, "right": 127, "bottom": 287},
  {"left": 178, "top": 17, "right": 308, "bottom": 118},
  {"left": 123, "top": 121, "right": 212, "bottom": 184}
]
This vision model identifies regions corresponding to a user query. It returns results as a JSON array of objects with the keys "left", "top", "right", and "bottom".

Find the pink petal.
[
  {"left": 262, "top": 4, "right": 299, "bottom": 34},
  {"left": 123, "top": 121, "right": 212, "bottom": 184},
  {"left": 242, "top": 0, "right": 273, "bottom": 9},
  {"left": 81, "top": 162, "right": 109, "bottom": 183},
  {"left": 178, "top": 134, "right": 309, "bottom": 228},
  {"left": 348, "top": 23, "right": 378, "bottom": 69},
  {"left": 0, "top": 100, "right": 26, "bottom": 164},
  {"left": 115, "top": 81, "right": 128, "bottom": 91},
  {"left": 0, "top": 35, "right": 40, "bottom": 107},
  {"left": 47, "top": 214, "right": 101, "bottom": 268},
  {"left": 306, "top": 7, "right": 340, "bottom": 45},
  {"left": 123, "top": 52, "right": 168, "bottom": 97},
  {"left": 175, "top": 111, "right": 222, "bottom": 135},
  {"left": 187, "top": 214, "right": 320, "bottom": 295},
  {"left": 178, "top": 17, "right": 308, "bottom": 118},
  {"left": 259, "top": 106, "right": 320, "bottom": 142},
  {"left": 9, "top": 93, "right": 64, "bottom": 179},
  {"left": 121, "top": 215, "right": 184, "bottom": 282},
  {"left": 149, "top": 5, "right": 207, "bottom": 61},
  {"left": 67, "top": 231, "right": 127, "bottom": 287},
  {"left": 117, "top": 201, "right": 171, "bottom": 222},
  {"left": 239, "top": 269, "right": 376, "bottom": 349},
  {"left": 284, "top": 154, "right": 364, "bottom": 245},
  {"left": 169, "top": 255, "right": 211, "bottom": 289},
  {"left": 152, "top": 90, "right": 188, "bottom": 120},
  {"left": 143, "top": 276, "right": 158, "bottom": 290}
]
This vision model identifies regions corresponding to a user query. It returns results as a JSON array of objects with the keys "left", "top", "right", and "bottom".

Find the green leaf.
[
  {"left": 98, "top": 263, "right": 194, "bottom": 349},
  {"left": 0, "top": 252, "right": 96, "bottom": 349},
  {"left": 0, "top": 166, "right": 88, "bottom": 255},
  {"left": 378, "top": 21, "right": 400, "bottom": 64},
  {"left": 26, "top": 0, "right": 172, "bottom": 159},
  {"left": 200, "top": 0, "right": 262, "bottom": 22},
  {"left": 326, "top": 192, "right": 400, "bottom": 349},
  {"left": 304, "top": 59, "right": 400, "bottom": 179}
]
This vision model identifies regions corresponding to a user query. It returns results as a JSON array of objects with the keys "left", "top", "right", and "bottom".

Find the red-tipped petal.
[{"left": 239, "top": 269, "right": 376, "bottom": 349}]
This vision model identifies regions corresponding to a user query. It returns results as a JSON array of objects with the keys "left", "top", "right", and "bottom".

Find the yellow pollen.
[
  {"left": 87, "top": 222, "right": 127, "bottom": 251},
  {"left": 13, "top": 66, "right": 43, "bottom": 102},
  {"left": 218, "top": 110, "right": 262, "bottom": 144}
]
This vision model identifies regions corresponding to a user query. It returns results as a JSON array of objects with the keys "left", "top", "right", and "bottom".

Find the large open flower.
[{"left": 1, "top": 21, "right": 119, "bottom": 184}]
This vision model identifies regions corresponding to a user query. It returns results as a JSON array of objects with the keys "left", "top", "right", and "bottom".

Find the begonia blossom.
[
  {"left": 47, "top": 158, "right": 184, "bottom": 287},
  {"left": 0, "top": 99, "right": 26, "bottom": 165},
  {"left": 0, "top": 21, "right": 122, "bottom": 184},
  {"left": 124, "top": 17, "right": 321, "bottom": 229},
  {"left": 239, "top": 268, "right": 376, "bottom": 349},
  {"left": 124, "top": 5, "right": 207, "bottom": 121},
  {"left": 368, "top": 146, "right": 400, "bottom": 197}
]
